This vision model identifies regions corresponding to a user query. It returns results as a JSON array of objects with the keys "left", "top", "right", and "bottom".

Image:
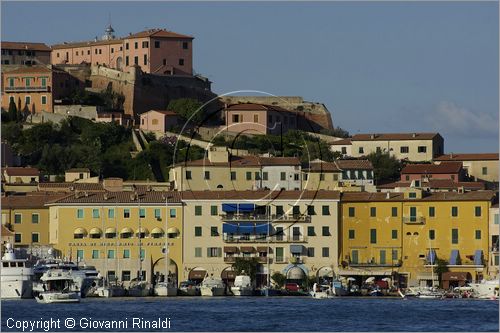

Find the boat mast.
[
  {"left": 138, "top": 196, "right": 142, "bottom": 282},
  {"left": 102, "top": 205, "right": 107, "bottom": 288},
  {"left": 164, "top": 194, "right": 171, "bottom": 284}
]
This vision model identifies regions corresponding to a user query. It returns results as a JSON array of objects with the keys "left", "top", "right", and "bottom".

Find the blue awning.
[
  {"left": 238, "top": 204, "right": 256, "bottom": 212},
  {"left": 427, "top": 249, "right": 437, "bottom": 264},
  {"left": 222, "top": 223, "right": 238, "bottom": 234},
  {"left": 238, "top": 222, "right": 254, "bottom": 233},
  {"left": 222, "top": 203, "right": 238, "bottom": 213},
  {"left": 474, "top": 250, "right": 483, "bottom": 265},
  {"left": 255, "top": 223, "right": 271, "bottom": 234},
  {"left": 449, "top": 250, "right": 459, "bottom": 265},
  {"left": 290, "top": 245, "right": 304, "bottom": 254}
]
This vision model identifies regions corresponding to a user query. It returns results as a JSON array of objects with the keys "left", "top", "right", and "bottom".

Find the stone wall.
[{"left": 53, "top": 105, "right": 99, "bottom": 119}]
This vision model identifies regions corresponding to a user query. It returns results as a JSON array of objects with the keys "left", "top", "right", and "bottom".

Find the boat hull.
[
  {"left": 154, "top": 285, "right": 178, "bottom": 296},
  {"left": 231, "top": 287, "right": 253, "bottom": 296},
  {"left": 0, "top": 280, "right": 33, "bottom": 299},
  {"left": 310, "top": 291, "right": 334, "bottom": 299},
  {"left": 200, "top": 286, "right": 225, "bottom": 296},
  {"left": 36, "top": 292, "right": 80, "bottom": 303}
]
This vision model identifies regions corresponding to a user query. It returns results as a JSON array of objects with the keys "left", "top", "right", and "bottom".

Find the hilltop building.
[{"left": 1, "top": 41, "right": 51, "bottom": 65}]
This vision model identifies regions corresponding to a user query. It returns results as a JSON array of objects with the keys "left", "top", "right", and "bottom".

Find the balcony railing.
[
  {"left": 349, "top": 260, "right": 402, "bottom": 267},
  {"left": 220, "top": 213, "right": 311, "bottom": 223},
  {"left": 223, "top": 234, "right": 307, "bottom": 243},
  {"left": 223, "top": 256, "right": 272, "bottom": 264},
  {"left": 4, "top": 86, "right": 50, "bottom": 93},
  {"left": 403, "top": 216, "right": 426, "bottom": 224}
]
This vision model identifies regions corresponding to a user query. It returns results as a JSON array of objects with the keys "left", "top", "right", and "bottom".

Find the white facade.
[{"left": 260, "top": 165, "right": 301, "bottom": 191}]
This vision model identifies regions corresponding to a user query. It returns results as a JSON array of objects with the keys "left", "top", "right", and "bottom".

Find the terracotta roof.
[
  {"left": 330, "top": 138, "right": 352, "bottom": 145},
  {"left": 38, "top": 182, "right": 104, "bottom": 192},
  {"left": 143, "top": 110, "right": 178, "bottom": 116},
  {"left": 2, "top": 66, "right": 52, "bottom": 74},
  {"left": 46, "top": 191, "right": 182, "bottom": 205},
  {"left": 303, "top": 162, "right": 340, "bottom": 172},
  {"left": 2, "top": 194, "right": 66, "bottom": 208},
  {"left": 225, "top": 103, "right": 292, "bottom": 113},
  {"left": 401, "top": 162, "right": 462, "bottom": 174},
  {"left": 342, "top": 190, "right": 494, "bottom": 202},
  {"left": 377, "top": 180, "right": 485, "bottom": 190},
  {"left": 3, "top": 167, "right": 40, "bottom": 176},
  {"left": 176, "top": 156, "right": 300, "bottom": 168},
  {"left": 1, "top": 41, "right": 51, "bottom": 51},
  {"left": 51, "top": 39, "right": 122, "bottom": 49},
  {"left": 126, "top": 28, "right": 193, "bottom": 39},
  {"left": 351, "top": 133, "right": 441, "bottom": 141},
  {"left": 181, "top": 190, "right": 340, "bottom": 201},
  {"left": 435, "top": 153, "right": 499, "bottom": 161},
  {"left": 336, "top": 160, "right": 373, "bottom": 170}
]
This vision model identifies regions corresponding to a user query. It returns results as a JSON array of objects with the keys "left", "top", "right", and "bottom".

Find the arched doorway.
[
  {"left": 221, "top": 267, "right": 236, "bottom": 287},
  {"left": 116, "top": 56, "right": 123, "bottom": 70},
  {"left": 188, "top": 267, "right": 207, "bottom": 285},
  {"left": 154, "top": 258, "right": 178, "bottom": 286},
  {"left": 283, "top": 264, "right": 308, "bottom": 285},
  {"left": 317, "top": 266, "right": 334, "bottom": 284}
]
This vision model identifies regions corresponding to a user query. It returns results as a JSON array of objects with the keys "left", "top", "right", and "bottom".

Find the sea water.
[{"left": 2, "top": 297, "right": 499, "bottom": 332}]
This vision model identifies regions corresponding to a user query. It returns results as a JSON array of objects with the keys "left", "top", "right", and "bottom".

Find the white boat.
[
  {"left": 35, "top": 269, "right": 80, "bottom": 303},
  {"left": 231, "top": 275, "right": 253, "bottom": 296},
  {"left": 179, "top": 280, "right": 200, "bottom": 296},
  {"left": 200, "top": 275, "right": 225, "bottom": 296},
  {"left": 154, "top": 280, "right": 178, "bottom": 296},
  {"left": 128, "top": 280, "right": 151, "bottom": 297},
  {"left": 310, "top": 283, "right": 334, "bottom": 299},
  {"left": 415, "top": 286, "right": 445, "bottom": 299},
  {"left": 96, "top": 279, "right": 126, "bottom": 298},
  {"left": 0, "top": 243, "right": 33, "bottom": 299},
  {"left": 467, "top": 279, "right": 499, "bottom": 299}
]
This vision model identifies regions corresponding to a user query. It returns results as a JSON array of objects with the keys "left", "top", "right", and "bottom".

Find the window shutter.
[{"left": 218, "top": 248, "right": 222, "bottom": 257}]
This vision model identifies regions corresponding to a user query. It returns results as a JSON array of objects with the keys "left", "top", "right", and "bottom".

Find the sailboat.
[
  {"left": 416, "top": 239, "right": 445, "bottom": 299},
  {"left": 154, "top": 194, "right": 178, "bottom": 296}
]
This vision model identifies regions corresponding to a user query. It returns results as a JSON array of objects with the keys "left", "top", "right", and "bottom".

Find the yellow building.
[
  {"left": 47, "top": 191, "right": 183, "bottom": 287},
  {"left": 488, "top": 203, "right": 499, "bottom": 279},
  {"left": 340, "top": 190, "right": 494, "bottom": 288}
]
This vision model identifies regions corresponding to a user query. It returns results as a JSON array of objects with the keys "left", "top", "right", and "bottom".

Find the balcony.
[
  {"left": 403, "top": 216, "right": 426, "bottom": 224},
  {"left": 223, "top": 234, "right": 307, "bottom": 243},
  {"left": 349, "top": 260, "right": 402, "bottom": 268},
  {"left": 223, "top": 256, "right": 272, "bottom": 264},
  {"left": 4, "top": 86, "right": 50, "bottom": 93},
  {"left": 220, "top": 213, "right": 311, "bottom": 223}
]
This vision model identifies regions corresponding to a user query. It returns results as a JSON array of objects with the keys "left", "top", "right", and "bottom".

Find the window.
[
  {"left": 25, "top": 96, "right": 31, "bottom": 105},
  {"left": 495, "top": 255, "right": 499, "bottom": 266},
  {"left": 134, "top": 56, "right": 138, "bottom": 65},
  {"left": 170, "top": 208, "right": 176, "bottom": 218},
  {"left": 110, "top": 48, "right": 113, "bottom": 54},
  {"left": 358, "top": 147, "right": 364, "bottom": 154},
  {"left": 210, "top": 206, "right": 218, "bottom": 216},
  {"left": 142, "top": 41, "right": 149, "bottom": 48},
  {"left": 416, "top": 146, "right": 427, "bottom": 153},
  {"left": 255, "top": 172, "right": 261, "bottom": 180},
  {"left": 482, "top": 167, "right": 488, "bottom": 175},
  {"left": 292, "top": 206, "right": 300, "bottom": 216},
  {"left": 140, "top": 249, "right": 145, "bottom": 260},
  {"left": 143, "top": 54, "right": 147, "bottom": 65},
  {"left": 391, "top": 207, "right": 398, "bottom": 217},
  {"left": 475, "top": 230, "right": 481, "bottom": 240},
  {"left": 31, "top": 213, "right": 39, "bottom": 224},
  {"left": 211, "top": 226, "right": 218, "bottom": 237},
  {"left": 370, "top": 229, "right": 377, "bottom": 244},
  {"left": 275, "top": 227, "right": 284, "bottom": 241},
  {"left": 186, "top": 171, "right": 192, "bottom": 179},
  {"left": 125, "top": 56, "right": 129, "bottom": 66},
  {"left": 139, "top": 208, "right": 145, "bottom": 218},
  {"left": 9, "top": 77, "right": 15, "bottom": 87},
  {"left": 133, "top": 42, "right": 138, "bottom": 49},
  {"left": 495, "top": 214, "right": 499, "bottom": 225},
  {"left": 348, "top": 207, "right": 355, "bottom": 217},
  {"left": 319, "top": 173, "right": 325, "bottom": 181},
  {"left": 163, "top": 59, "right": 167, "bottom": 66},
  {"left": 77, "top": 250, "right": 84, "bottom": 260},
  {"left": 253, "top": 114, "right": 259, "bottom": 123},
  {"left": 307, "top": 205, "right": 315, "bottom": 215},
  {"left": 451, "top": 206, "right": 458, "bottom": 217},
  {"left": 14, "top": 213, "right": 22, "bottom": 224},
  {"left": 92, "top": 250, "right": 99, "bottom": 259},
  {"left": 307, "top": 226, "right": 315, "bottom": 236},
  {"left": 230, "top": 171, "right": 236, "bottom": 180},
  {"left": 122, "top": 271, "right": 131, "bottom": 281},
  {"left": 25, "top": 78, "right": 31, "bottom": 87},
  {"left": 195, "top": 206, "right": 202, "bottom": 216},
  {"left": 322, "top": 247, "right": 330, "bottom": 257},
  {"left": 351, "top": 250, "right": 359, "bottom": 264},
  {"left": 107, "top": 250, "right": 115, "bottom": 259},
  {"left": 380, "top": 250, "right": 386, "bottom": 264},
  {"left": 262, "top": 172, "right": 268, "bottom": 181},
  {"left": 322, "top": 226, "right": 330, "bottom": 236},
  {"left": 194, "top": 247, "right": 202, "bottom": 258},
  {"left": 39, "top": 95, "right": 47, "bottom": 106},
  {"left": 204, "top": 171, "right": 210, "bottom": 180},
  {"left": 307, "top": 247, "right": 315, "bottom": 257},
  {"left": 391, "top": 230, "right": 398, "bottom": 239},
  {"left": 348, "top": 229, "right": 355, "bottom": 239},
  {"left": 475, "top": 206, "right": 481, "bottom": 217},
  {"left": 31, "top": 233, "right": 39, "bottom": 243},
  {"left": 77, "top": 209, "right": 84, "bottom": 219},
  {"left": 182, "top": 42, "right": 188, "bottom": 49},
  {"left": 322, "top": 206, "right": 330, "bottom": 216},
  {"left": 246, "top": 172, "right": 252, "bottom": 180},
  {"left": 87, "top": 50, "right": 90, "bottom": 55},
  {"left": 451, "top": 229, "right": 459, "bottom": 244},
  {"left": 179, "top": 59, "right": 184, "bottom": 66},
  {"left": 280, "top": 172, "right": 286, "bottom": 181},
  {"left": 341, "top": 147, "right": 347, "bottom": 154},
  {"left": 99, "top": 49, "right": 102, "bottom": 54},
  {"left": 275, "top": 247, "right": 284, "bottom": 262},
  {"left": 392, "top": 249, "right": 398, "bottom": 261},
  {"left": 154, "top": 41, "right": 160, "bottom": 48},
  {"left": 154, "top": 209, "right": 161, "bottom": 219},
  {"left": 195, "top": 226, "right": 202, "bottom": 237},
  {"left": 304, "top": 173, "right": 309, "bottom": 180},
  {"left": 124, "top": 209, "right": 130, "bottom": 218},
  {"left": 409, "top": 207, "right": 417, "bottom": 222},
  {"left": 207, "top": 247, "right": 221, "bottom": 257},
  {"left": 429, "top": 230, "right": 435, "bottom": 240},
  {"left": 400, "top": 146, "right": 409, "bottom": 153},
  {"left": 14, "top": 233, "right": 21, "bottom": 243},
  {"left": 92, "top": 209, "right": 100, "bottom": 218},
  {"left": 370, "top": 207, "right": 376, "bottom": 217},
  {"left": 429, "top": 207, "right": 435, "bottom": 217},
  {"left": 408, "top": 192, "right": 417, "bottom": 199},
  {"left": 123, "top": 249, "right": 130, "bottom": 259}
]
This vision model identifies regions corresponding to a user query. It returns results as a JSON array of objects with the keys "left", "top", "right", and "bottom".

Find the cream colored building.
[
  {"left": 3, "top": 167, "right": 39, "bottom": 184},
  {"left": 65, "top": 168, "right": 92, "bottom": 182},
  {"left": 488, "top": 203, "right": 499, "bottom": 278},
  {"left": 330, "top": 133, "right": 444, "bottom": 162},
  {"left": 180, "top": 190, "right": 340, "bottom": 287}
]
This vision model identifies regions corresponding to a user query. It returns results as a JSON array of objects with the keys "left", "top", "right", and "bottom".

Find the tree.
[
  {"left": 271, "top": 272, "right": 286, "bottom": 289},
  {"left": 167, "top": 98, "right": 203, "bottom": 124},
  {"left": 320, "top": 126, "right": 350, "bottom": 138},
  {"left": 8, "top": 98, "right": 17, "bottom": 122},
  {"left": 232, "top": 257, "right": 261, "bottom": 283},
  {"left": 434, "top": 259, "right": 449, "bottom": 287},
  {"left": 366, "top": 151, "right": 402, "bottom": 184}
]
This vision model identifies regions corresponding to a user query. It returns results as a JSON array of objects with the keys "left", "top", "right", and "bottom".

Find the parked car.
[{"left": 285, "top": 283, "right": 300, "bottom": 292}]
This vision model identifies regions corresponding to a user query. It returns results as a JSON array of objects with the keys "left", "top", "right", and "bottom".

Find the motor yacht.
[
  {"left": 200, "top": 275, "right": 225, "bottom": 296},
  {"left": 35, "top": 269, "right": 80, "bottom": 303},
  {"left": 179, "top": 280, "right": 200, "bottom": 296},
  {"left": 231, "top": 275, "right": 253, "bottom": 296},
  {"left": 0, "top": 243, "right": 33, "bottom": 299},
  {"left": 310, "top": 283, "right": 334, "bottom": 299}
]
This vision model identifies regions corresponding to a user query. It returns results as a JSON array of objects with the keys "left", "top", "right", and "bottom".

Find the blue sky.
[{"left": 2, "top": 1, "right": 498, "bottom": 153}]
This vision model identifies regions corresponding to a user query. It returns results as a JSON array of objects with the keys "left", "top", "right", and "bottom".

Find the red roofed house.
[
  {"left": 140, "top": 110, "right": 182, "bottom": 133},
  {"left": 2, "top": 167, "right": 40, "bottom": 184},
  {"left": 1, "top": 41, "right": 51, "bottom": 65},
  {"left": 400, "top": 162, "right": 465, "bottom": 183},
  {"left": 435, "top": 153, "right": 499, "bottom": 187}
]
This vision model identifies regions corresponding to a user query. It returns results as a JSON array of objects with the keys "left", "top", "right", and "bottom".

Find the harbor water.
[{"left": 2, "top": 297, "right": 499, "bottom": 332}]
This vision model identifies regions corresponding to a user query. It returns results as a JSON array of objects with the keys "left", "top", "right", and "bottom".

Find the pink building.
[
  {"left": 400, "top": 162, "right": 464, "bottom": 183},
  {"left": 51, "top": 26, "right": 193, "bottom": 76},
  {"left": 139, "top": 110, "right": 181, "bottom": 133},
  {"left": 224, "top": 103, "right": 298, "bottom": 135}
]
